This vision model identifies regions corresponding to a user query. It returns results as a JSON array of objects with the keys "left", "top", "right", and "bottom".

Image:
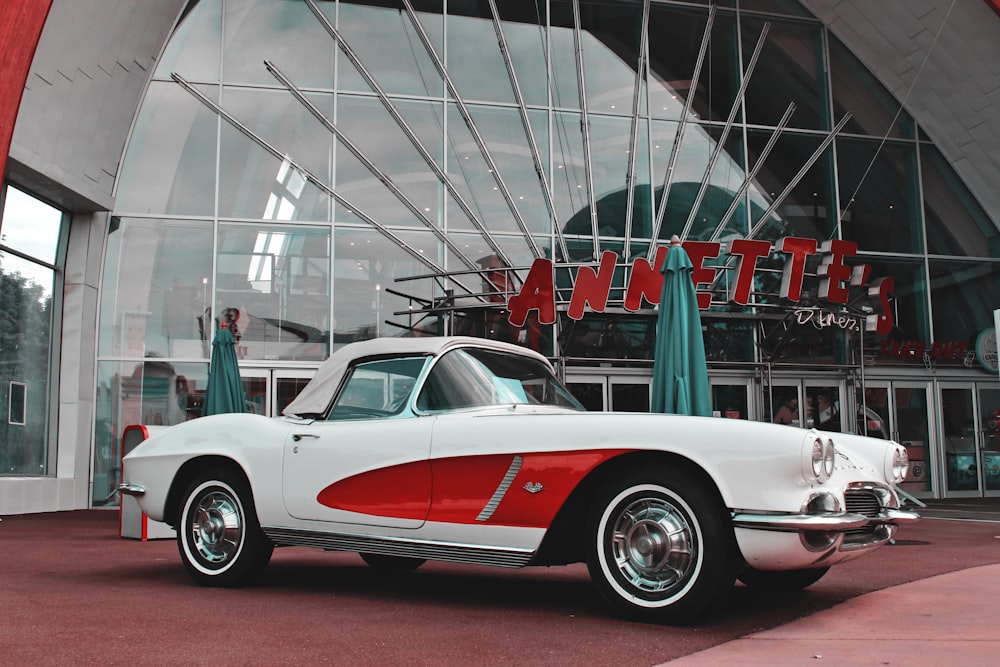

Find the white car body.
[{"left": 121, "top": 336, "right": 918, "bottom": 623}]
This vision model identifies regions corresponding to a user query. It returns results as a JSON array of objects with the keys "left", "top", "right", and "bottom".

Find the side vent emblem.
[{"left": 523, "top": 482, "right": 543, "bottom": 494}]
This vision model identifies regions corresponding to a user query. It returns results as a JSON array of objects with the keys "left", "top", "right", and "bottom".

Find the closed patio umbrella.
[
  {"left": 651, "top": 236, "right": 712, "bottom": 416},
  {"left": 202, "top": 322, "right": 247, "bottom": 416}
]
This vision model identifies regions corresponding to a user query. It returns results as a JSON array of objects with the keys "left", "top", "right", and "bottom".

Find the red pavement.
[{"left": 1, "top": 499, "right": 998, "bottom": 666}]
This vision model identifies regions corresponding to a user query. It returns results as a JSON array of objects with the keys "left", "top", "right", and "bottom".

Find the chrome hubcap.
[
  {"left": 191, "top": 490, "right": 243, "bottom": 565},
  {"left": 610, "top": 497, "right": 695, "bottom": 594}
]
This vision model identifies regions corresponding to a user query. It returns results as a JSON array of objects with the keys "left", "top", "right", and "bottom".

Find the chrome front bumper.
[{"left": 732, "top": 507, "right": 921, "bottom": 532}]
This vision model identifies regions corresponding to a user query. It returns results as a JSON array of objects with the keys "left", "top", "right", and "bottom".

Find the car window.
[
  {"left": 416, "top": 348, "right": 584, "bottom": 412},
  {"left": 327, "top": 356, "right": 427, "bottom": 421}
]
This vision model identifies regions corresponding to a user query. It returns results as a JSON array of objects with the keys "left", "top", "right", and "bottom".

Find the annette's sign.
[{"left": 506, "top": 238, "right": 894, "bottom": 335}]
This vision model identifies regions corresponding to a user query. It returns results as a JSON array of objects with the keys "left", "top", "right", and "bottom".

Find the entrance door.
[
  {"left": 710, "top": 377, "right": 753, "bottom": 420},
  {"left": 858, "top": 382, "right": 934, "bottom": 496},
  {"left": 565, "top": 373, "right": 651, "bottom": 412},
  {"left": 763, "top": 379, "right": 846, "bottom": 431},
  {"left": 239, "top": 368, "right": 317, "bottom": 417},
  {"left": 940, "top": 383, "right": 1000, "bottom": 497}
]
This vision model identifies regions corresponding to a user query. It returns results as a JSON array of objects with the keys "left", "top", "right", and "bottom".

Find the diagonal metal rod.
[
  {"left": 708, "top": 101, "right": 795, "bottom": 243},
  {"left": 265, "top": 60, "right": 480, "bottom": 273},
  {"left": 748, "top": 112, "right": 852, "bottom": 240},
  {"left": 624, "top": 0, "right": 651, "bottom": 261},
  {"left": 303, "top": 0, "right": 512, "bottom": 267},
  {"left": 400, "top": 0, "right": 547, "bottom": 261},
  {"left": 485, "top": 0, "right": 552, "bottom": 259},
  {"left": 572, "top": 0, "right": 600, "bottom": 260},
  {"left": 679, "top": 22, "right": 770, "bottom": 242},
  {"left": 170, "top": 72, "right": 481, "bottom": 299},
  {"left": 648, "top": 4, "right": 716, "bottom": 259},
  {"left": 707, "top": 112, "right": 853, "bottom": 293}
]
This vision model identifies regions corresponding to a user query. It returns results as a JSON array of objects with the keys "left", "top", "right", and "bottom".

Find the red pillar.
[{"left": 0, "top": 0, "right": 52, "bottom": 180}]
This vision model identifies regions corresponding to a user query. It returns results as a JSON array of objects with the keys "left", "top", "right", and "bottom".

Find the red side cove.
[{"left": 316, "top": 450, "right": 632, "bottom": 527}]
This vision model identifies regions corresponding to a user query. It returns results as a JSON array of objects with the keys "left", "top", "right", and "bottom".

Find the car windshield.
[{"left": 415, "top": 347, "right": 584, "bottom": 412}]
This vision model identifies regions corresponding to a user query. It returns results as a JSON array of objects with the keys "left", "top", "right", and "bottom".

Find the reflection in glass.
[
  {"left": 929, "top": 260, "right": 999, "bottom": 353},
  {"left": 712, "top": 384, "right": 748, "bottom": 420},
  {"left": 941, "top": 388, "right": 977, "bottom": 492},
  {"left": 154, "top": 0, "right": 221, "bottom": 81},
  {"left": 98, "top": 218, "right": 214, "bottom": 359},
  {"left": 223, "top": 0, "right": 335, "bottom": 87},
  {"left": 922, "top": 144, "right": 1000, "bottom": 258},
  {"left": 829, "top": 35, "right": 913, "bottom": 139},
  {"left": 767, "top": 385, "right": 800, "bottom": 426},
  {"left": 216, "top": 224, "right": 330, "bottom": 361},
  {"left": 114, "top": 82, "right": 218, "bottom": 217},
  {"left": 93, "top": 360, "right": 208, "bottom": 505}
]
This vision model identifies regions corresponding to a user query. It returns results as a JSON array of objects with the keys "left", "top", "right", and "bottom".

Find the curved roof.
[{"left": 282, "top": 336, "right": 553, "bottom": 417}]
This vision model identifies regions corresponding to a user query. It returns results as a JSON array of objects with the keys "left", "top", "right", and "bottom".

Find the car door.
[
  {"left": 281, "top": 355, "right": 434, "bottom": 528},
  {"left": 281, "top": 418, "right": 433, "bottom": 527}
]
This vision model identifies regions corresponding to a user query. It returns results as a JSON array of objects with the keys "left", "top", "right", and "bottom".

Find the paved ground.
[{"left": 1, "top": 498, "right": 998, "bottom": 666}]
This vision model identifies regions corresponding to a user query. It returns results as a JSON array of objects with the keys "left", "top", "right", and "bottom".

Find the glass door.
[
  {"left": 239, "top": 368, "right": 316, "bottom": 417},
  {"left": 940, "top": 383, "right": 1000, "bottom": 497},
  {"left": 710, "top": 377, "right": 753, "bottom": 420},
  {"left": 763, "top": 379, "right": 846, "bottom": 431},
  {"left": 565, "top": 373, "right": 651, "bottom": 412},
  {"left": 858, "top": 381, "right": 934, "bottom": 496}
]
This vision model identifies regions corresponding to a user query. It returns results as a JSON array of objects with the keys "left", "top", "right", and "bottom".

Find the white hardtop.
[{"left": 282, "top": 335, "right": 554, "bottom": 417}]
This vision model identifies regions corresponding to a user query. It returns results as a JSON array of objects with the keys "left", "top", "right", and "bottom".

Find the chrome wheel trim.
[
  {"left": 598, "top": 484, "right": 702, "bottom": 608},
  {"left": 183, "top": 481, "right": 245, "bottom": 574}
]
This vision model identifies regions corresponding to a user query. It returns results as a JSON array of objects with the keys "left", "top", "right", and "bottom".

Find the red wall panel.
[{"left": 0, "top": 0, "right": 52, "bottom": 180}]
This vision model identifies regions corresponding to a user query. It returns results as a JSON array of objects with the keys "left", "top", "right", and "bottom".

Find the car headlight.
[
  {"left": 803, "top": 432, "right": 836, "bottom": 483},
  {"left": 884, "top": 445, "right": 909, "bottom": 484}
]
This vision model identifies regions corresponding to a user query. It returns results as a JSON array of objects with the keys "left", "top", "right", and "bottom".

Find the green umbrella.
[
  {"left": 651, "top": 237, "right": 712, "bottom": 416},
  {"left": 202, "top": 323, "right": 247, "bottom": 416}
]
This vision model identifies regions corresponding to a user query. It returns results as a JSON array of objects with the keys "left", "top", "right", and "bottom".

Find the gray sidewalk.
[
  {"left": 665, "top": 562, "right": 1000, "bottom": 665},
  {"left": 666, "top": 501, "right": 1000, "bottom": 666}
]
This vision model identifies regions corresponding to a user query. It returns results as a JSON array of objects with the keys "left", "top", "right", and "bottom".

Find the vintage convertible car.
[{"left": 120, "top": 336, "right": 919, "bottom": 623}]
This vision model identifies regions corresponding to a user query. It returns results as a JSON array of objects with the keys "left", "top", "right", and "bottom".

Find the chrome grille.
[{"left": 844, "top": 488, "right": 882, "bottom": 518}]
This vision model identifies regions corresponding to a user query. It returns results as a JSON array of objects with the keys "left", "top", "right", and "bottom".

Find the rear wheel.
[
  {"left": 360, "top": 553, "right": 426, "bottom": 572},
  {"left": 177, "top": 468, "right": 273, "bottom": 587},
  {"left": 585, "top": 467, "right": 737, "bottom": 624},
  {"left": 738, "top": 566, "right": 830, "bottom": 591}
]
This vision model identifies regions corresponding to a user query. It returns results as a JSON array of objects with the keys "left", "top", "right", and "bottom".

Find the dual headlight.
[
  {"left": 803, "top": 432, "right": 836, "bottom": 483},
  {"left": 884, "top": 445, "right": 909, "bottom": 484}
]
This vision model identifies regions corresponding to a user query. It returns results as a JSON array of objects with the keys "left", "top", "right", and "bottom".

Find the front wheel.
[
  {"left": 585, "top": 467, "right": 737, "bottom": 624},
  {"left": 738, "top": 566, "right": 830, "bottom": 591},
  {"left": 177, "top": 468, "right": 273, "bottom": 587}
]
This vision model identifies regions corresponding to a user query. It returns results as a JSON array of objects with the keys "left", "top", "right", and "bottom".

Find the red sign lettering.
[
  {"left": 777, "top": 237, "right": 816, "bottom": 301},
  {"left": 507, "top": 258, "right": 555, "bottom": 326},
  {"left": 568, "top": 251, "right": 617, "bottom": 320},
  {"left": 504, "top": 237, "right": 895, "bottom": 335},
  {"left": 728, "top": 239, "right": 772, "bottom": 305}
]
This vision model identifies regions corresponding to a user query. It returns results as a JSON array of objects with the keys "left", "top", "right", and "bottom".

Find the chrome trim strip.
[
  {"left": 733, "top": 512, "right": 870, "bottom": 532},
  {"left": 118, "top": 483, "right": 145, "bottom": 497},
  {"left": 262, "top": 527, "right": 535, "bottom": 569},
  {"left": 476, "top": 455, "right": 523, "bottom": 522},
  {"left": 733, "top": 509, "right": 921, "bottom": 532}
]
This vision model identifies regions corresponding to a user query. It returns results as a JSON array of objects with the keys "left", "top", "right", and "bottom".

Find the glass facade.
[
  {"left": 96, "top": 0, "right": 1000, "bottom": 502},
  {"left": 0, "top": 185, "right": 62, "bottom": 476}
]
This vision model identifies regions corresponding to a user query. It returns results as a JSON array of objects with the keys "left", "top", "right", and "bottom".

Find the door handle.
[{"left": 292, "top": 433, "right": 319, "bottom": 442}]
